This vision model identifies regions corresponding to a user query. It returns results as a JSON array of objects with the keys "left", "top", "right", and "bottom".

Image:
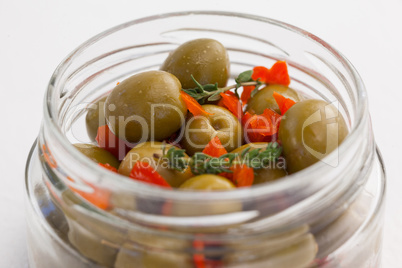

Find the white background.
[{"left": 1, "top": 0, "right": 401, "bottom": 267}]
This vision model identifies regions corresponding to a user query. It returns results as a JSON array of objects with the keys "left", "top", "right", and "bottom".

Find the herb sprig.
[
  {"left": 158, "top": 142, "right": 282, "bottom": 175},
  {"left": 182, "top": 70, "right": 263, "bottom": 104}
]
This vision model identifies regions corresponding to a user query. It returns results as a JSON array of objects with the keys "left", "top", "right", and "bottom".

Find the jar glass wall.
[{"left": 25, "top": 11, "right": 386, "bottom": 268}]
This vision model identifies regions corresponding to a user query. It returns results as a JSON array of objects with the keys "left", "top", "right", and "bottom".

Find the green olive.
[
  {"left": 115, "top": 242, "right": 191, "bottom": 268},
  {"left": 73, "top": 143, "right": 120, "bottom": 169},
  {"left": 174, "top": 176, "right": 241, "bottom": 217},
  {"left": 118, "top": 142, "right": 192, "bottom": 187},
  {"left": 223, "top": 230, "right": 317, "bottom": 268},
  {"left": 66, "top": 213, "right": 125, "bottom": 267},
  {"left": 160, "top": 38, "right": 230, "bottom": 89},
  {"left": 181, "top": 105, "right": 243, "bottom": 155},
  {"left": 231, "top": 143, "right": 287, "bottom": 184},
  {"left": 179, "top": 174, "right": 235, "bottom": 191},
  {"left": 60, "top": 190, "right": 127, "bottom": 267},
  {"left": 105, "top": 70, "right": 187, "bottom": 143},
  {"left": 279, "top": 99, "right": 348, "bottom": 173},
  {"left": 85, "top": 96, "right": 107, "bottom": 141},
  {"left": 246, "top": 85, "right": 301, "bottom": 114}
]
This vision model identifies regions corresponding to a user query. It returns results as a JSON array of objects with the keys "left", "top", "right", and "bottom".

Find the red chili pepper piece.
[
  {"left": 180, "top": 91, "right": 213, "bottom": 117},
  {"left": 193, "top": 238, "right": 206, "bottom": 268},
  {"left": 232, "top": 164, "right": 254, "bottom": 187},
  {"left": 242, "top": 111, "right": 263, "bottom": 143},
  {"left": 218, "top": 91, "right": 243, "bottom": 119},
  {"left": 240, "top": 85, "right": 255, "bottom": 105},
  {"left": 259, "top": 109, "right": 282, "bottom": 136},
  {"left": 273, "top": 91, "right": 296, "bottom": 115},
  {"left": 252, "top": 61, "right": 290, "bottom": 86},
  {"left": 96, "top": 125, "right": 133, "bottom": 161},
  {"left": 98, "top": 163, "right": 118, "bottom": 173},
  {"left": 252, "top": 66, "right": 270, "bottom": 82},
  {"left": 129, "top": 161, "right": 171, "bottom": 188},
  {"left": 266, "top": 61, "right": 291, "bottom": 86},
  {"left": 202, "top": 136, "right": 228, "bottom": 158},
  {"left": 70, "top": 182, "right": 111, "bottom": 210},
  {"left": 242, "top": 109, "right": 281, "bottom": 143}
]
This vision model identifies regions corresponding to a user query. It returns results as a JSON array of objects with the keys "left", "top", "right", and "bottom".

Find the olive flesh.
[{"left": 181, "top": 105, "right": 243, "bottom": 155}]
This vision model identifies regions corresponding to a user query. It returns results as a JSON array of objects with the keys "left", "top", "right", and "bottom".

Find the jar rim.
[{"left": 43, "top": 10, "right": 368, "bottom": 201}]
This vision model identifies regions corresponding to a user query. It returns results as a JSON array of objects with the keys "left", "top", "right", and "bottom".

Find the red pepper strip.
[
  {"left": 180, "top": 91, "right": 213, "bottom": 117},
  {"left": 232, "top": 164, "right": 254, "bottom": 187},
  {"left": 64, "top": 164, "right": 116, "bottom": 210},
  {"left": 202, "top": 136, "right": 228, "bottom": 157},
  {"left": 42, "top": 144, "right": 57, "bottom": 168},
  {"left": 242, "top": 109, "right": 281, "bottom": 143},
  {"left": 266, "top": 61, "right": 290, "bottom": 86},
  {"left": 252, "top": 61, "right": 290, "bottom": 86},
  {"left": 129, "top": 161, "right": 171, "bottom": 188},
  {"left": 98, "top": 163, "right": 118, "bottom": 173},
  {"left": 252, "top": 66, "right": 270, "bottom": 82},
  {"left": 96, "top": 125, "right": 133, "bottom": 161},
  {"left": 241, "top": 85, "right": 255, "bottom": 105},
  {"left": 273, "top": 91, "right": 296, "bottom": 115},
  {"left": 242, "top": 112, "right": 264, "bottom": 143},
  {"left": 193, "top": 238, "right": 206, "bottom": 268},
  {"left": 70, "top": 181, "right": 111, "bottom": 210},
  {"left": 202, "top": 136, "right": 233, "bottom": 180},
  {"left": 258, "top": 109, "right": 282, "bottom": 136},
  {"left": 217, "top": 91, "right": 243, "bottom": 119}
]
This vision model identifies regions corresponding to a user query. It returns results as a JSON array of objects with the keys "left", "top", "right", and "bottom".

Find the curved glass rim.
[{"left": 43, "top": 10, "right": 368, "bottom": 201}]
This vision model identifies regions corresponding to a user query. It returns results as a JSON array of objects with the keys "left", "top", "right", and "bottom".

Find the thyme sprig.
[
  {"left": 158, "top": 142, "right": 282, "bottom": 175},
  {"left": 182, "top": 70, "right": 263, "bottom": 104}
]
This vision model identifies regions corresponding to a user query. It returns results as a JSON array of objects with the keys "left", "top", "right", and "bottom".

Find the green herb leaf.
[
  {"left": 235, "top": 70, "right": 253, "bottom": 83},
  {"left": 203, "top": 83, "right": 219, "bottom": 92}
]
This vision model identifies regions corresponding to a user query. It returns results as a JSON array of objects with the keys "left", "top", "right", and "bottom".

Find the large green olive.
[
  {"left": 246, "top": 84, "right": 301, "bottom": 115},
  {"left": 179, "top": 174, "right": 235, "bottom": 191},
  {"left": 231, "top": 143, "right": 287, "bottom": 185},
  {"left": 105, "top": 70, "right": 187, "bottom": 143},
  {"left": 279, "top": 99, "right": 348, "bottom": 173},
  {"left": 160, "top": 38, "right": 230, "bottom": 89},
  {"left": 181, "top": 105, "right": 243, "bottom": 155},
  {"left": 118, "top": 142, "right": 192, "bottom": 187},
  {"left": 73, "top": 143, "right": 120, "bottom": 169},
  {"left": 85, "top": 96, "right": 107, "bottom": 141}
]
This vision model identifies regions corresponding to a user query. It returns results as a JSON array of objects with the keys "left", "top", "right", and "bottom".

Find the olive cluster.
[{"left": 79, "top": 38, "right": 348, "bottom": 190}]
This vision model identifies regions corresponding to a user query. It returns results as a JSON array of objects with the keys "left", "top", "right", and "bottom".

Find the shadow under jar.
[{"left": 25, "top": 11, "right": 386, "bottom": 268}]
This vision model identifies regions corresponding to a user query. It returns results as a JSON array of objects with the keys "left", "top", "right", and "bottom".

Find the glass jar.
[{"left": 25, "top": 11, "right": 386, "bottom": 268}]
